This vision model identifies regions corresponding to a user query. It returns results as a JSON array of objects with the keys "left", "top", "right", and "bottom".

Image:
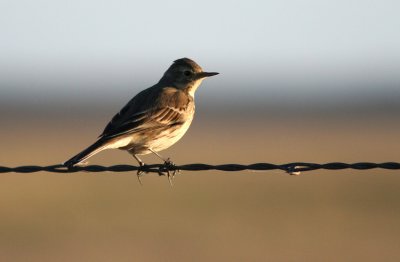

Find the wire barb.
[{"left": 0, "top": 162, "right": 399, "bottom": 174}]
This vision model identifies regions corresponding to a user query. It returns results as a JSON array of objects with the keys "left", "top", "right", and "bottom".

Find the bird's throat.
[{"left": 187, "top": 79, "right": 204, "bottom": 98}]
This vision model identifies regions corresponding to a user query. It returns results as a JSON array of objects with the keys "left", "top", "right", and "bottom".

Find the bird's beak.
[{"left": 195, "top": 72, "right": 219, "bottom": 79}]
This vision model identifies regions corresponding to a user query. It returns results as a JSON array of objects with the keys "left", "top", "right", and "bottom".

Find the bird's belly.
[
  {"left": 106, "top": 136, "right": 133, "bottom": 149},
  {"left": 148, "top": 119, "right": 193, "bottom": 152},
  {"left": 116, "top": 113, "right": 194, "bottom": 155}
]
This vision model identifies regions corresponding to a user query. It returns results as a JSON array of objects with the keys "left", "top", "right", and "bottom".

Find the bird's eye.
[{"left": 183, "top": 70, "right": 192, "bottom": 76}]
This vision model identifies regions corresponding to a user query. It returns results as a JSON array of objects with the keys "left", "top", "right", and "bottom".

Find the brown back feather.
[{"left": 99, "top": 85, "right": 192, "bottom": 139}]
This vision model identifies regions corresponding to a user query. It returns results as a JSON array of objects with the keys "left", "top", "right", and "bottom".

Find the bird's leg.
[
  {"left": 133, "top": 154, "right": 146, "bottom": 185},
  {"left": 149, "top": 149, "right": 179, "bottom": 186},
  {"left": 149, "top": 148, "right": 168, "bottom": 162}
]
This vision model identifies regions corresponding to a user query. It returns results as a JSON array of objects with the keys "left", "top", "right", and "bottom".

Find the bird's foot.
[
  {"left": 158, "top": 158, "right": 180, "bottom": 186},
  {"left": 136, "top": 162, "right": 148, "bottom": 185}
]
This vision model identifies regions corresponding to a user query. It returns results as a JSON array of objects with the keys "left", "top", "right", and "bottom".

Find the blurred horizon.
[{"left": 1, "top": 0, "right": 399, "bottom": 118}]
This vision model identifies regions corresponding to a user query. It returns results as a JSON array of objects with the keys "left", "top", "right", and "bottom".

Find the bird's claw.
[
  {"left": 158, "top": 158, "right": 180, "bottom": 186},
  {"left": 136, "top": 162, "right": 148, "bottom": 185}
]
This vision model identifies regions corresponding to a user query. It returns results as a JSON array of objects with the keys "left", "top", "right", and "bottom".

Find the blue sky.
[{"left": 0, "top": 0, "right": 399, "bottom": 105}]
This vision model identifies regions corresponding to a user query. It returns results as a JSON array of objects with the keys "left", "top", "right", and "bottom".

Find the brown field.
[{"left": 1, "top": 111, "right": 400, "bottom": 261}]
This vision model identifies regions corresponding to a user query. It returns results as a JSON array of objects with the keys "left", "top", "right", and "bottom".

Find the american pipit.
[{"left": 64, "top": 58, "right": 218, "bottom": 183}]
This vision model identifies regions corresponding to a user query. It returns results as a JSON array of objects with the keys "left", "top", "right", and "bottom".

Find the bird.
[{"left": 63, "top": 58, "right": 218, "bottom": 184}]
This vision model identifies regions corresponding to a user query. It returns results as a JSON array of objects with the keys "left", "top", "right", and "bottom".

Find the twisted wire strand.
[{"left": 0, "top": 162, "right": 399, "bottom": 174}]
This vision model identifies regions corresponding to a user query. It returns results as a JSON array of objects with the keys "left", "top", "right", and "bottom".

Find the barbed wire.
[{"left": 0, "top": 162, "right": 399, "bottom": 175}]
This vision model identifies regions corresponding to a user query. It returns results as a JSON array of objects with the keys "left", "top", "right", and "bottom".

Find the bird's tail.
[{"left": 63, "top": 138, "right": 109, "bottom": 168}]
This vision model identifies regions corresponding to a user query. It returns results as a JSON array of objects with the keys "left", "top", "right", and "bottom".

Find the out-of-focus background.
[{"left": 1, "top": 0, "right": 400, "bottom": 261}]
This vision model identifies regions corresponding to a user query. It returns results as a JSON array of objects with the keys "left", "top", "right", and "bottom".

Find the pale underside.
[{"left": 104, "top": 114, "right": 193, "bottom": 155}]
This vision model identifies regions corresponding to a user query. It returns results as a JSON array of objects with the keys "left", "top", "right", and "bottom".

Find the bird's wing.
[
  {"left": 99, "top": 87, "right": 154, "bottom": 138},
  {"left": 99, "top": 86, "right": 191, "bottom": 139}
]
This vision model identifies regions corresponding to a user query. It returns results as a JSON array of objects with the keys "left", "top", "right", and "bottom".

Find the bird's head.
[{"left": 160, "top": 58, "right": 219, "bottom": 96}]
